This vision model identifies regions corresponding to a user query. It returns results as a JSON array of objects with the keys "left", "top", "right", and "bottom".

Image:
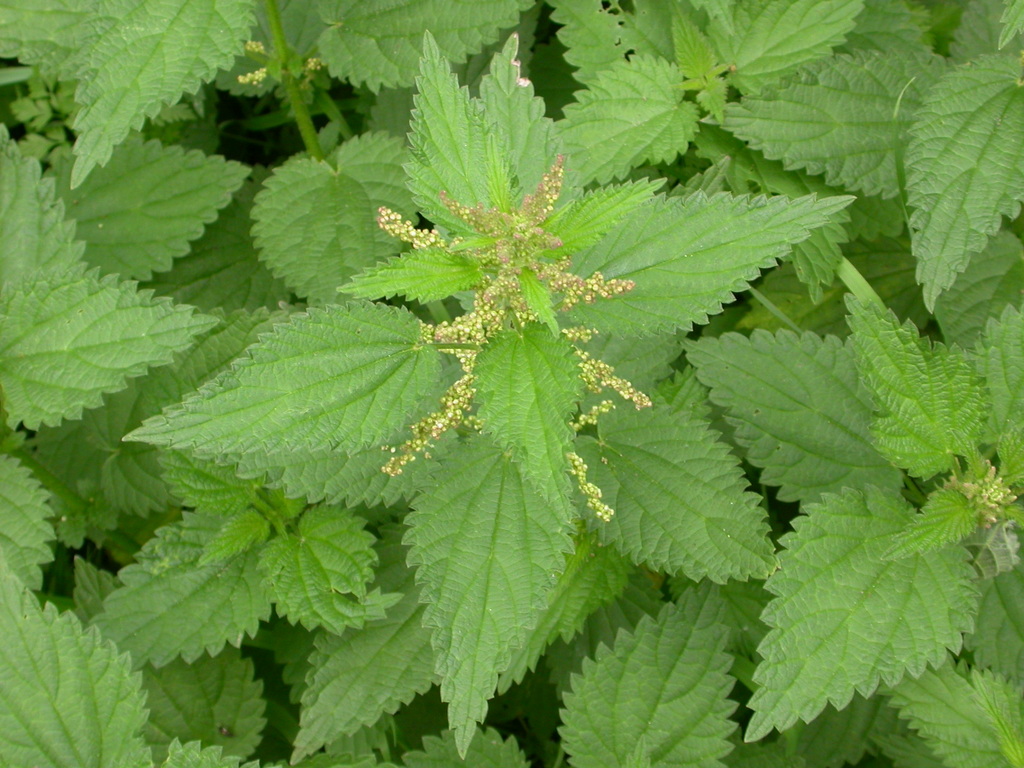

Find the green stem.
[
  {"left": 264, "top": 0, "right": 324, "bottom": 160},
  {"left": 836, "top": 257, "right": 884, "bottom": 309},
  {"left": 314, "top": 90, "right": 354, "bottom": 141},
  {"left": 249, "top": 487, "right": 287, "bottom": 536},
  {"left": 430, "top": 342, "right": 481, "bottom": 351},
  {"left": 426, "top": 300, "right": 452, "bottom": 324},
  {"left": 748, "top": 285, "right": 801, "bottom": 333},
  {"left": 730, "top": 654, "right": 759, "bottom": 693}
]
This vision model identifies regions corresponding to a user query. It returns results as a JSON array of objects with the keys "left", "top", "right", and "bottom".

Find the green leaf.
[
  {"left": 0, "top": 124, "right": 83, "bottom": 285},
  {"left": 576, "top": 402, "right": 776, "bottom": 582},
  {"left": 0, "top": 264, "right": 216, "bottom": 429},
  {"left": 673, "top": 8, "right": 716, "bottom": 79},
  {"left": 687, "top": 330, "right": 902, "bottom": 503},
  {"left": 406, "top": 438, "right": 573, "bottom": 755},
  {"left": 518, "top": 267, "right": 559, "bottom": 334},
  {"left": 0, "top": 559, "right": 151, "bottom": 768},
  {"left": 794, "top": 694, "right": 901, "bottom": 768},
  {"left": 543, "top": 179, "right": 664, "bottom": 260},
  {"left": 967, "top": 560, "right": 1024, "bottom": 683},
  {"left": 54, "top": 137, "right": 249, "bottom": 279},
  {"left": 906, "top": 55, "right": 1024, "bottom": 308},
  {"left": 403, "top": 728, "right": 531, "bottom": 768},
  {"left": 0, "top": 453, "right": 53, "bottom": 590},
  {"left": 497, "top": 532, "right": 632, "bottom": 693},
  {"left": 258, "top": 506, "right": 394, "bottom": 634},
  {"left": 1002, "top": 0, "right": 1024, "bottom": 48},
  {"left": 474, "top": 323, "right": 582, "bottom": 510},
  {"left": 889, "top": 663, "right": 1017, "bottom": 768},
  {"left": 569, "top": 192, "right": 851, "bottom": 336},
  {"left": 142, "top": 648, "right": 266, "bottom": 763},
  {"left": 838, "top": 0, "right": 931, "bottom": 56},
  {"left": 158, "top": 740, "right": 253, "bottom": 768},
  {"left": 142, "top": 176, "right": 291, "bottom": 314},
  {"left": 201, "top": 510, "right": 270, "bottom": 564},
  {"left": 0, "top": 0, "right": 95, "bottom": 74},
  {"left": 547, "top": 0, "right": 627, "bottom": 84},
  {"left": 160, "top": 449, "right": 264, "bottom": 519},
  {"left": 127, "top": 302, "right": 442, "bottom": 458},
  {"left": 560, "top": 589, "right": 736, "bottom": 768},
  {"left": 70, "top": 0, "right": 254, "bottom": 187},
  {"left": 745, "top": 487, "right": 978, "bottom": 741},
  {"left": 557, "top": 56, "right": 699, "bottom": 186},
  {"left": 251, "top": 132, "right": 414, "bottom": 303},
  {"left": 885, "top": 487, "right": 980, "bottom": 559},
  {"left": 849, "top": 297, "right": 988, "bottom": 477},
  {"left": 73, "top": 557, "right": 120, "bottom": 624},
  {"left": 935, "top": 230, "right": 1024, "bottom": 347},
  {"left": 707, "top": 0, "right": 865, "bottom": 94},
  {"left": 316, "top": 0, "right": 531, "bottom": 91},
  {"left": 95, "top": 512, "right": 272, "bottom": 667},
  {"left": 975, "top": 304, "right": 1024, "bottom": 436},
  {"left": 345, "top": 248, "right": 484, "bottom": 303},
  {"left": 724, "top": 49, "right": 943, "bottom": 199},
  {"left": 296, "top": 527, "right": 435, "bottom": 760}
]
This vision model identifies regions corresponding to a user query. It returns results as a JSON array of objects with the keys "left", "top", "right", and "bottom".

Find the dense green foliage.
[{"left": 2, "top": 1, "right": 1024, "bottom": 766}]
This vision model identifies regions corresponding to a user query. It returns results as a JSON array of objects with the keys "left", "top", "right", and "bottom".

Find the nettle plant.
[{"left": 5, "top": 0, "right": 1024, "bottom": 767}]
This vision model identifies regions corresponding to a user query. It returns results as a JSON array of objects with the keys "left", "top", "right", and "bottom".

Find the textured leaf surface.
[
  {"left": 54, "top": 138, "right": 247, "bottom": 280},
  {"left": 889, "top": 663, "right": 1015, "bottom": 768},
  {"left": 252, "top": 132, "right": 414, "bottom": 303},
  {"left": 0, "top": 266, "right": 215, "bottom": 429},
  {"left": 345, "top": 249, "right": 484, "bottom": 303},
  {"left": 558, "top": 56, "right": 699, "bottom": 185},
  {"left": 975, "top": 304, "right": 1024, "bottom": 436},
  {"left": 560, "top": 590, "right": 736, "bottom": 768},
  {"left": 547, "top": 0, "right": 627, "bottom": 84},
  {"left": 906, "top": 55, "right": 1024, "bottom": 307},
  {"left": 296, "top": 528, "right": 435, "bottom": 760},
  {"left": 688, "top": 330, "right": 900, "bottom": 503},
  {"left": 159, "top": 740, "right": 252, "bottom": 768},
  {"left": 0, "top": 0, "right": 95, "bottom": 73},
  {"left": 0, "top": 125, "right": 83, "bottom": 285},
  {"left": 128, "top": 302, "right": 441, "bottom": 458},
  {"left": 793, "top": 694, "right": 899, "bottom": 768},
  {"left": 544, "top": 180, "right": 663, "bottom": 260},
  {"left": 1002, "top": 0, "right": 1024, "bottom": 47},
  {"left": 406, "top": 438, "right": 573, "bottom": 754},
  {"left": 316, "top": 0, "right": 531, "bottom": 91},
  {"left": 849, "top": 298, "right": 987, "bottom": 477},
  {"left": 404, "top": 728, "right": 531, "bottom": 768},
  {"left": 577, "top": 402, "right": 775, "bottom": 582},
  {"left": 569, "top": 192, "right": 851, "bottom": 336},
  {"left": 95, "top": 512, "right": 272, "bottom": 667},
  {"left": 967, "top": 560, "right": 1024, "bottom": 684},
  {"left": 708, "top": 0, "right": 864, "bottom": 94},
  {"left": 0, "top": 560, "right": 150, "bottom": 768},
  {"left": 142, "top": 648, "right": 266, "bottom": 762},
  {"left": 474, "top": 324, "right": 581, "bottom": 511},
  {"left": 724, "top": 50, "right": 941, "bottom": 198},
  {"left": 258, "top": 507, "right": 386, "bottom": 634},
  {"left": 70, "top": 0, "right": 254, "bottom": 186},
  {"left": 0, "top": 453, "right": 53, "bottom": 590},
  {"left": 746, "top": 488, "right": 978, "bottom": 740}
]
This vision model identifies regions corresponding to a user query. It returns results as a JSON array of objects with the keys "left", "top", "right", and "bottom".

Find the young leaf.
[
  {"left": 258, "top": 506, "right": 392, "bottom": 634},
  {"left": 885, "top": 487, "right": 980, "bottom": 559},
  {"left": 70, "top": 0, "right": 254, "bottom": 187},
  {"left": 967, "top": 560, "right": 1024, "bottom": 683},
  {"left": 724, "top": 49, "right": 943, "bottom": 199},
  {"left": 0, "top": 124, "right": 83, "bottom": 284},
  {"left": 0, "top": 559, "right": 151, "bottom": 768},
  {"left": 558, "top": 56, "right": 700, "bottom": 185},
  {"left": 707, "top": 0, "right": 865, "bottom": 94},
  {"left": 518, "top": 267, "right": 560, "bottom": 334},
  {"left": 316, "top": 0, "right": 531, "bottom": 91},
  {"left": 127, "top": 302, "right": 442, "bottom": 458},
  {"left": 406, "top": 438, "right": 573, "bottom": 755},
  {"left": 251, "top": 132, "right": 415, "bottom": 303},
  {"left": 1002, "top": 0, "right": 1024, "bottom": 48},
  {"left": 474, "top": 323, "right": 582, "bottom": 511},
  {"left": 403, "top": 728, "right": 531, "bottom": 768},
  {"left": 559, "top": 589, "right": 737, "bottom": 768},
  {"left": 687, "top": 330, "right": 902, "bottom": 503},
  {"left": 569, "top": 192, "right": 852, "bottom": 336},
  {"left": 0, "top": 453, "right": 53, "bottom": 590},
  {"left": 849, "top": 297, "right": 987, "bottom": 478},
  {"left": 141, "top": 648, "right": 266, "bottom": 763},
  {"left": 295, "top": 527, "right": 436, "bottom": 760},
  {"left": 889, "top": 663, "right": 1017, "bottom": 768},
  {"left": 95, "top": 512, "right": 272, "bottom": 668},
  {"left": 344, "top": 248, "right": 484, "bottom": 303},
  {"left": 201, "top": 510, "right": 270, "bottom": 564},
  {"left": 673, "top": 9, "right": 716, "bottom": 79},
  {"left": 974, "top": 303, "right": 1024, "bottom": 436},
  {"left": 576, "top": 401, "right": 776, "bottom": 582},
  {"left": 54, "top": 137, "right": 249, "bottom": 279},
  {"left": 158, "top": 740, "right": 253, "bottom": 768},
  {"left": 906, "top": 54, "right": 1024, "bottom": 308},
  {"left": 0, "top": 265, "right": 216, "bottom": 429},
  {"left": 745, "top": 488, "right": 978, "bottom": 741}
]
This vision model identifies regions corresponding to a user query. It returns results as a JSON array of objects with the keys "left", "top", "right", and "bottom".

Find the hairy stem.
[
  {"left": 836, "top": 257, "right": 884, "bottom": 309},
  {"left": 264, "top": 0, "right": 324, "bottom": 160}
]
